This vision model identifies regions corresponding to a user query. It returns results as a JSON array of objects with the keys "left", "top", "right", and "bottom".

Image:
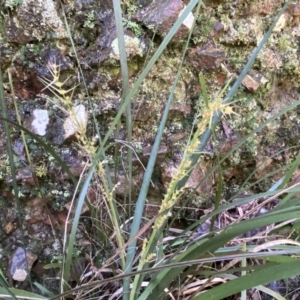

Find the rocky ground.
[{"left": 0, "top": 0, "right": 300, "bottom": 295}]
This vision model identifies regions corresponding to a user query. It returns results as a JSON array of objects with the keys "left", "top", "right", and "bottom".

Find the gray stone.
[{"left": 63, "top": 105, "right": 88, "bottom": 140}]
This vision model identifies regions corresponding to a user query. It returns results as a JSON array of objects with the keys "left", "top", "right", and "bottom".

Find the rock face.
[
  {"left": 136, "top": 0, "right": 194, "bottom": 40},
  {"left": 0, "top": 0, "right": 300, "bottom": 202},
  {"left": 0, "top": 1, "right": 298, "bottom": 205},
  {"left": 1, "top": 0, "right": 300, "bottom": 293},
  {"left": 188, "top": 46, "right": 226, "bottom": 70},
  {"left": 5, "top": 0, "right": 66, "bottom": 43}
]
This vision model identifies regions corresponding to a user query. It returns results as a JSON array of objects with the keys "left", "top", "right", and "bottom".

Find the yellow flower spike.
[
  {"left": 141, "top": 238, "right": 148, "bottom": 258},
  {"left": 54, "top": 75, "right": 72, "bottom": 89},
  {"left": 205, "top": 100, "right": 239, "bottom": 128},
  {"left": 221, "top": 103, "right": 239, "bottom": 118},
  {"left": 57, "top": 88, "right": 74, "bottom": 96},
  {"left": 146, "top": 253, "right": 156, "bottom": 262}
]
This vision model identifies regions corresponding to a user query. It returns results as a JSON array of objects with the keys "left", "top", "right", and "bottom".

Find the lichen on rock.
[
  {"left": 110, "top": 35, "right": 147, "bottom": 59},
  {"left": 4, "top": 0, "right": 66, "bottom": 43}
]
